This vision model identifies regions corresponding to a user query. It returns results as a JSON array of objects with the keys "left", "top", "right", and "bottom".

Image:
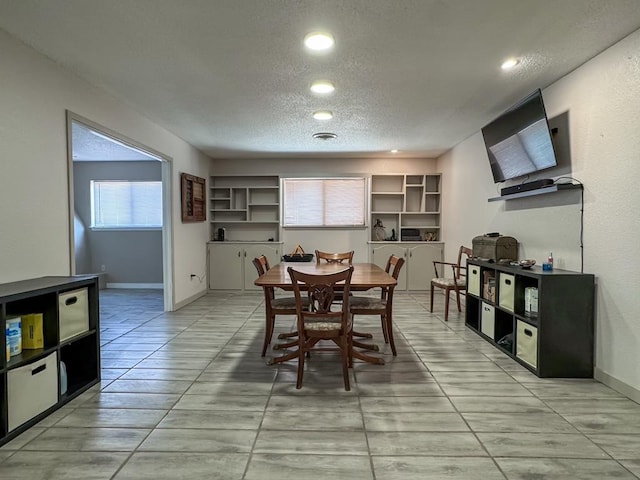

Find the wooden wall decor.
[{"left": 181, "top": 173, "right": 206, "bottom": 222}]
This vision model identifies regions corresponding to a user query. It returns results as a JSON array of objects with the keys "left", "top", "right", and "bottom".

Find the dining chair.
[
  {"left": 349, "top": 254, "right": 405, "bottom": 356},
  {"left": 314, "top": 249, "right": 354, "bottom": 265},
  {"left": 252, "top": 255, "right": 302, "bottom": 357},
  {"left": 288, "top": 265, "right": 354, "bottom": 390},
  {"left": 430, "top": 245, "right": 472, "bottom": 321}
]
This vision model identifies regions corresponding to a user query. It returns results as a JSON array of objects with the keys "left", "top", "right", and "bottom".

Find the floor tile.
[
  {"left": 245, "top": 453, "right": 373, "bottom": 480},
  {"left": 372, "top": 456, "right": 506, "bottom": 479},
  {"left": 113, "top": 452, "right": 249, "bottom": 479},
  {"left": 495, "top": 457, "right": 638, "bottom": 479}
]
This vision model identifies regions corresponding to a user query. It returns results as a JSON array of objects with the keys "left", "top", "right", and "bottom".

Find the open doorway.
[{"left": 66, "top": 111, "right": 174, "bottom": 311}]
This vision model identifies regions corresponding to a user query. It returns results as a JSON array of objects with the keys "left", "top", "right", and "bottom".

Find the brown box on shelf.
[{"left": 482, "top": 271, "right": 496, "bottom": 302}]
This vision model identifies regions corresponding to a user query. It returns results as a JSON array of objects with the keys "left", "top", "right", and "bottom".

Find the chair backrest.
[
  {"left": 455, "top": 246, "right": 473, "bottom": 280},
  {"left": 315, "top": 250, "right": 354, "bottom": 265},
  {"left": 252, "top": 255, "right": 275, "bottom": 300},
  {"left": 288, "top": 266, "right": 353, "bottom": 327},
  {"left": 382, "top": 254, "right": 405, "bottom": 301}
]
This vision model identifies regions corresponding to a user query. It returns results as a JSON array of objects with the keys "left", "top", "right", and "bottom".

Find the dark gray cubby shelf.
[
  {"left": 0, "top": 276, "right": 100, "bottom": 445},
  {"left": 465, "top": 259, "right": 594, "bottom": 378}
]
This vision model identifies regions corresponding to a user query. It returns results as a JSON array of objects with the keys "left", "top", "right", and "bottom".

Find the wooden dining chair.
[
  {"left": 430, "top": 246, "right": 472, "bottom": 321},
  {"left": 288, "top": 265, "right": 354, "bottom": 390},
  {"left": 349, "top": 254, "right": 405, "bottom": 356},
  {"left": 315, "top": 250, "right": 354, "bottom": 265},
  {"left": 252, "top": 255, "right": 301, "bottom": 357}
]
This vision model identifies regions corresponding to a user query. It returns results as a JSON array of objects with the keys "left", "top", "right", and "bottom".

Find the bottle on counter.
[{"left": 547, "top": 252, "right": 554, "bottom": 270}]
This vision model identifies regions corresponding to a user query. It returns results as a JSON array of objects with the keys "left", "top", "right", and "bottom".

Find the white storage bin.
[
  {"left": 7, "top": 351, "right": 58, "bottom": 431},
  {"left": 480, "top": 302, "right": 495, "bottom": 339},
  {"left": 499, "top": 273, "right": 515, "bottom": 312},
  {"left": 468, "top": 265, "right": 481, "bottom": 296},
  {"left": 59, "top": 288, "right": 89, "bottom": 342},
  {"left": 516, "top": 320, "right": 538, "bottom": 369}
]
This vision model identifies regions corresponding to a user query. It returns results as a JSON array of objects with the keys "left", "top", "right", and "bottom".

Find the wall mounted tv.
[{"left": 481, "top": 89, "right": 558, "bottom": 183}]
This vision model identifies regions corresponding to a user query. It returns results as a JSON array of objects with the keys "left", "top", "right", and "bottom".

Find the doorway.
[{"left": 66, "top": 111, "right": 174, "bottom": 311}]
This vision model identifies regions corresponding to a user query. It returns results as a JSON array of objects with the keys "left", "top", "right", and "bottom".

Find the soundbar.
[{"left": 501, "top": 179, "right": 554, "bottom": 196}]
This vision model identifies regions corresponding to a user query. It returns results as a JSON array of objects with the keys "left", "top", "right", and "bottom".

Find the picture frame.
[{"left": 181, "top": 173, "right": 206, "bottom": 222}]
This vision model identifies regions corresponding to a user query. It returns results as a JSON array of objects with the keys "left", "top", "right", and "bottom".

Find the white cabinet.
[
  {"left": 208, "top": 242, "right": 282, "bottom": 290},
  {"left": 370, "top": 242, "right": 443, "bottom": 291}
]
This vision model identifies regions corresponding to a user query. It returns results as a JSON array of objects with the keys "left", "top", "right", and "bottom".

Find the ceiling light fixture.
[
  {"left": 501, "top": 57, "right": 520, "bottom": 70},
  {"left": 310, "top": 81, "right": 335, "bottom": 94},
  {"left": 312, "top": 132, "right": 337, "bottom": 140},
  {"left": 304, "top": 31, "right": 335, "bottom": 51},
  {"left": 390, "top": 149, "right": 399, "bottom": 153},
  {"left": 313, "top": 110, "right": 333, "bottom": 120}
]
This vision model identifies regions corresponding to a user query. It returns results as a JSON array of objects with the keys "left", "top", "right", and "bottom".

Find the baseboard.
[
  {"left": 594, "top": 367, "right": 640, "bottom": 404},
  {"left": 174, "top": 289, "right": 208, "bottom": 310},
  {"left": 106, "top": 283, "right": 163, "bottom": 289}
]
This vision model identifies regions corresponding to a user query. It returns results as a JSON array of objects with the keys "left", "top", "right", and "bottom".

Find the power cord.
[{"left": 553, "top": 176, "right": 585, "bottom": 272}]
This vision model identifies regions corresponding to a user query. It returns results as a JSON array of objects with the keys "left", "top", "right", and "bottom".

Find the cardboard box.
[{"left": 21, "top": 313, "right": 44, "bottom": 349}]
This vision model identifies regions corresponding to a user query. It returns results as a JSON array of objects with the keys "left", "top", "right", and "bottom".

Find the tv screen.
[{"left": 481, "top": 89, "right": 558, "bottom": 183}]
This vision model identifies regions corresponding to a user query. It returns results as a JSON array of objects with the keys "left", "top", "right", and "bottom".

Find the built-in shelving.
[{"left": 209, "top": 175, "right": 280, "bottom": 241}]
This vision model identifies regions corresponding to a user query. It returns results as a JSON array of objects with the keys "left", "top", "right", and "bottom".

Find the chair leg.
[
  {"left": 385, "top": 313, "right": 397, "bottom": 356},
  {"left": 455, "top": 288, "right": 462, "bottom": 312},
  {"left": 340, "top": 336, "right": 350, "bottom": 391},
  {"left": 277, "top": 331, "right": 297, "bottom": 340},
  {"left": 444, "top": 288, "right": 450, "bottom": 322},
  {"left": 430, "top": 283, "right": 435, "bottom": 312},
  {"left": 296, "top": 345, "right": 305, "bottom": 389},
  {"left": 380, "top": 314, "right": 389, "bottom": 344},
  {"left": 261, "top": 315, "right": 274, "bottom": 357}
]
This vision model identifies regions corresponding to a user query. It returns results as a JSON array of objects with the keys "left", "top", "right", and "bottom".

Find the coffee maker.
[{"left": 216, "top": 227, "right": 225, "bottom": 241}]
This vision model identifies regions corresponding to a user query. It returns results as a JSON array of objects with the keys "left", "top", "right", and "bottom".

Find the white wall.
[
  {"left": 438, "top": 29, "right": 640, "bottom": 399},
  {"left": 0, "top": 29, "right": 210, "bottom": 308},
  {"left": 211, "top": 157, "right": 437, "bottom": 259}
]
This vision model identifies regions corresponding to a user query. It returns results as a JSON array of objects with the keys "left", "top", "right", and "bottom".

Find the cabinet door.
[
  {"left": 370, "top": 244, "right": 407, "bottom": 290},
  {"left": 243, "top": 244, "right": 281, "bottom": 291},
  {"left": 406, "top": 243, "right": 443, "bottom": 291},
  {"left": 209, "top": 244, "right": 243, "bottom": 290}
]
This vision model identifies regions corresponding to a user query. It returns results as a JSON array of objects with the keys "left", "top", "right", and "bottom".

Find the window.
[
  {"left": 283, "top": 177, "right": 366, "bottom": 227},
  {"left": 91, "top": 180, "right": 162, "bottom": 229}
]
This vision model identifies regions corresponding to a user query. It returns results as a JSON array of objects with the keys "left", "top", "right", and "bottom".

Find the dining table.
[{"left": 254, "top": 262, "right": 397, "bottom": 365}]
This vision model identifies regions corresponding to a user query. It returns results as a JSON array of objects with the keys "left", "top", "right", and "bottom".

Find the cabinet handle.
[
  {"left": 65, "top": 296, "right": 78, "bottom": 306},
  {"left": 31, "top": 364, "right": 47, "bottom": 375},
  {"left": 523, "top": 328, "right": 533, "bottom": 337},
  {"left": 504, "top": 279, "right": 512, "bottom": 286},
  {"left": 238, "top": 251, "right": 241, "bottom": 257}
]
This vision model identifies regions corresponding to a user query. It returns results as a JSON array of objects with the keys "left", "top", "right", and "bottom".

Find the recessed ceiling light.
[
  {"left": 501, "top": 58, "right": 520, "bottom": 70},
  {"left": 390, "top": 149, "right": 399, "bottom": 153},
  {"left": 313, "top": 110, "right": 333, "bottom": 120},
  {"left": 312, "top": 132, "right": 337, "bottom": 140},
  {"left": 304, "top": 31, "right": 334, "bottom": 51},
  {"left": 310, "top": 81, "right": 335, "bottom": 94}
]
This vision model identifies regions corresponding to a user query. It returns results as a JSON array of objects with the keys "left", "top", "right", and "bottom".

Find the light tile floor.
[{"left": 1, "top": 289, "right": 639, "bottom": 479}]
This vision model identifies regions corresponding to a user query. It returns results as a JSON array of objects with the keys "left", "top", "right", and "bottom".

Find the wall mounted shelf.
[{"left": 488, "top": 183, "right": 582, "bottom": 202}]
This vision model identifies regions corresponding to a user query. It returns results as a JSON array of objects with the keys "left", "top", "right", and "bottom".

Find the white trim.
[
  {"left": 174, "top": 290, "right": 207, "bottom": 310},
  {"left": 106, "top": 283, "right": 163, "bottom": 289},
  {"left": 594, "top": 367, "right": 640, "bottom": 404}
]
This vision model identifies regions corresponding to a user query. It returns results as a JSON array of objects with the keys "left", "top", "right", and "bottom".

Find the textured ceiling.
[{"left": 1, "top": 0, "right": 639, "bottom": 160}]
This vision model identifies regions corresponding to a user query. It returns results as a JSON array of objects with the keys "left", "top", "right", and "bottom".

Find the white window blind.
[
  {"left": 91, "top": 180, "right": 162, "bottom": 228},
  {"left": 283, "top": 177, "right": 366, "bottom": 227}
]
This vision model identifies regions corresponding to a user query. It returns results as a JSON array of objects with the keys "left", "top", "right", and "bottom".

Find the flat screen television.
[{"left": 481, "top": 89, "right": 558, "bottom": 183}]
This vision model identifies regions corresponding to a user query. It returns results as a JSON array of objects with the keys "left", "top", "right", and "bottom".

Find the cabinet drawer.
[
  {"left": 468, "top": 265, "right": 481, "bottom": 296},
  {"left": 516, "top": 320, "right": 538, "bottom": 369},
  {"left": 59, "top": 288, "right": 89, "bottom": 342},
  {"left": 498, "top": 273, "right": 515, "bottom": 312},
  {"left": 8, "top": 351, "right": 58, "bottom": 431},
  {"left": 480, "top": 302, "right": 495, "bottom": 339}
]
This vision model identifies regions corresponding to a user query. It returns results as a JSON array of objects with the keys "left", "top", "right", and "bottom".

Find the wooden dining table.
[{"left": 254, "top": 262, "right": 397, "bottom": 365}]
